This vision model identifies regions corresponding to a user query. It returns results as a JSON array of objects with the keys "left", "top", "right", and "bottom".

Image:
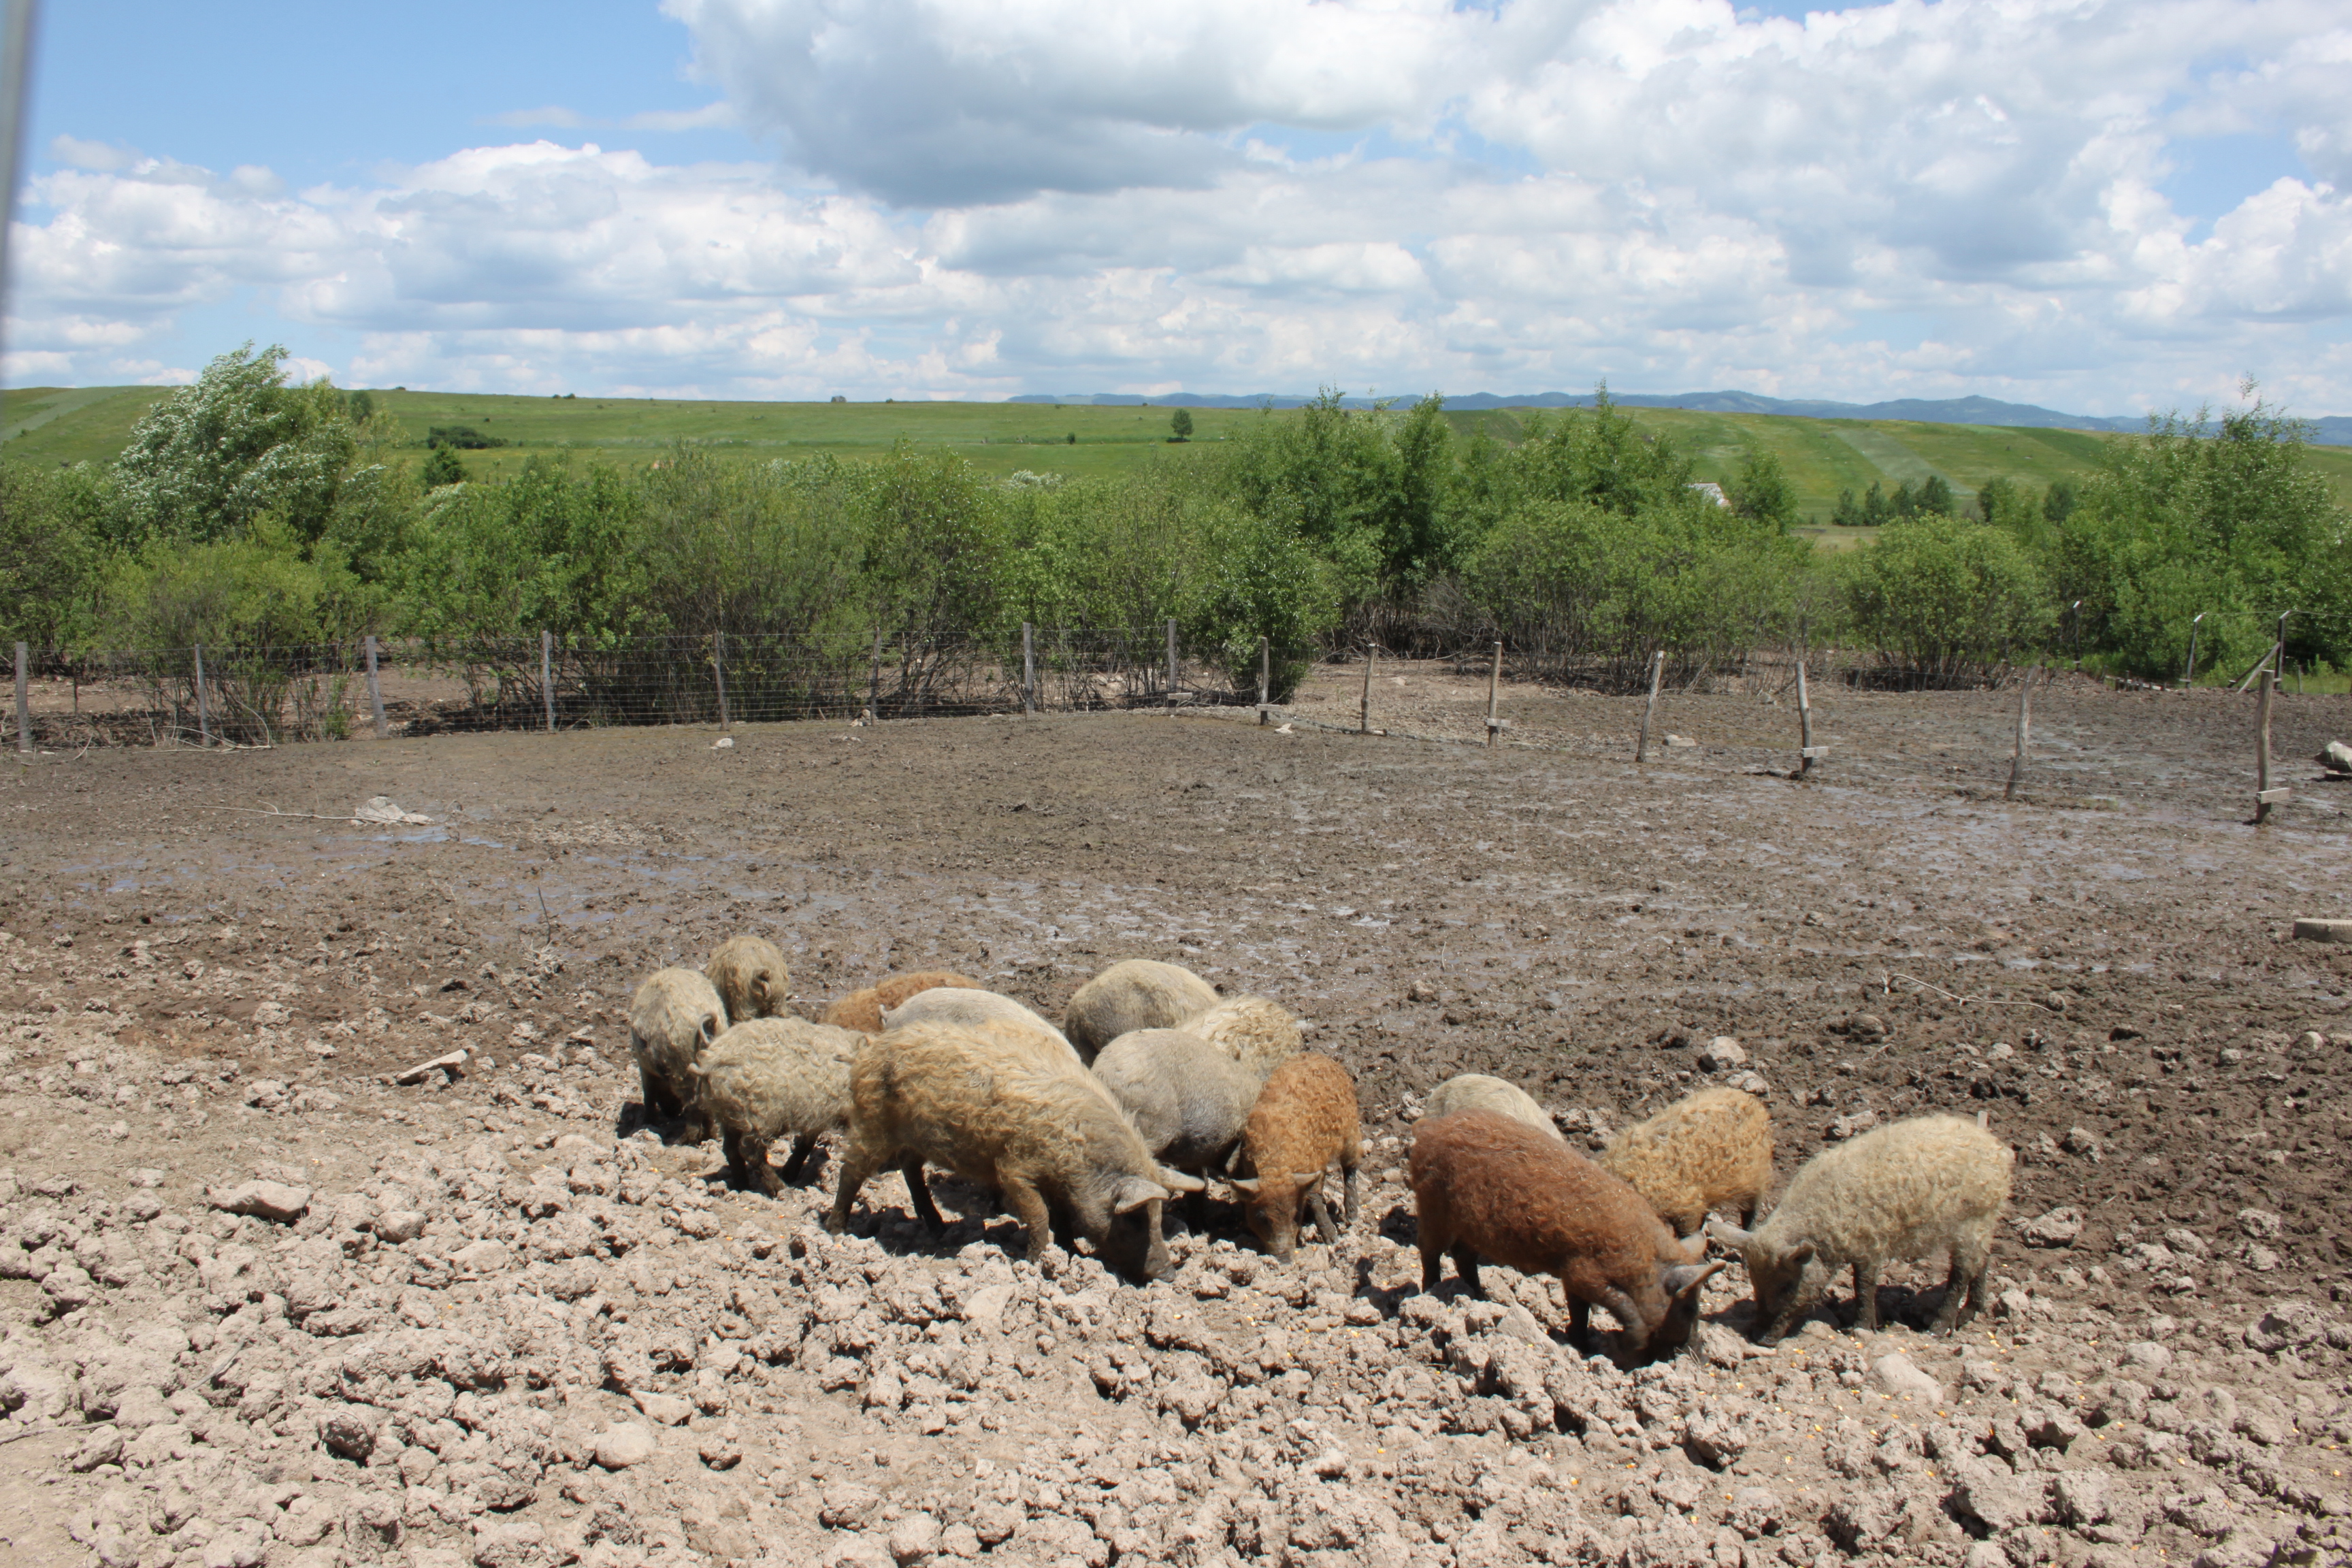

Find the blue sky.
[{"left": 8, "top": 0, "right": 2349, "bottom": 414}]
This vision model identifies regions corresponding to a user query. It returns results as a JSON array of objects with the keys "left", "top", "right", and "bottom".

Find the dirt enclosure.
[{"left": 3, "top": 679, "right": 2352, "bottom": 1568}]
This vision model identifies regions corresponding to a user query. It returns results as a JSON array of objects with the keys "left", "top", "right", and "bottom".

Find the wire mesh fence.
[{"left": 5, "top": 627, "right": 1320, "bottom": 749}]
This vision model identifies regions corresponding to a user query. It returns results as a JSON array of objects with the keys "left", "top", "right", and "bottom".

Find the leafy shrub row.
[{"left": 3, "top": 344, "right": 2345, "bottom": 692}]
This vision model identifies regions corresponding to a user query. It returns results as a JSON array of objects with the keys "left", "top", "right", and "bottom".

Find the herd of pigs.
[{"left": 633, "top": 938, "right": 2014, "bottom": 1365}]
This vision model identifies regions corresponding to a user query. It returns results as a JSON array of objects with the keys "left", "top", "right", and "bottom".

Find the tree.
[
  {"left": 1169, "top": 408, "right": 1194, "bottom": 442},
  {"left": 1727, "top": 444, "right": 1797, "bottom": 532},
  {"left": 1832, "top": 489, "right": 1861, "bottom": 527},
  {"left": 2047, "top": 389, "right": 2352, "bottom": 678},
  {"left": 2043, "top": 480, "right": 2078, "bottom": 525},
  {"left": 1861, "top": 481, "right": 1891, "bottom": 526},
  {"left": 1918, "top": 475, "right": 1954, "bottom": 516},
  {"left": 422, "top": 446, "right": 470, "bottom": 489},
  {"left": 110, "top": 342, "right": 360, "bottom": 547}
]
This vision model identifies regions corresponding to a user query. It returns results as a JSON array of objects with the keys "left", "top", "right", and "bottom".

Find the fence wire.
[{"left": 6, "top": 630, "right": 1318, "bottom": 749}]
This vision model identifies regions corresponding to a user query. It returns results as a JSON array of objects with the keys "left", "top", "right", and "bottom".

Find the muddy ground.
[{"left": 2, "top": 680, "right": 2351, "bottom": 1568}]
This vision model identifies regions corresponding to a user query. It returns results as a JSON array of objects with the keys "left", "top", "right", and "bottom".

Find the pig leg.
[
  {"left": 1451, "top": 1244, "right": 1484, "bottom": 1297},
  {"left": 1941, "top": 1231, "right": 1993, "bottom": 1333},
  {"left": 732, "top": 1128, "right": 784, "bottom": 1199},
  {"left": 826, "top": 1139, "right": 894, "bottom": 1235},
  {"left": 1183, "top": 1169, "right": 1210, "bottom": 1232},
  {"left": 1566, "top": 1294, "right": 1592, "bottom": 1355},
  {"left": 1000, "top": 1173, "right": 1056, "bottom": 1262},
  {"left": 1307, "top": 1186, "right": 1339, "bottom": 1245},
  {"left": 902, "top": 1158, "right": 945, "bottom": 1232},
  {"left": 1418, "top": 1230, "right": 1447, "bottom": 1293},
  {"left": 1341, "top": 1158, "right": 1361, "bottom": 1226},
  {"left": 1849, "top": 1261, "right": 1881, "bottom": 1333},
  {"left": 777, "top": 1133, "right": 820, "bottom": 1188},
  {"left": 638, "top": 1062, "right": 676, "bottom": 1130}
]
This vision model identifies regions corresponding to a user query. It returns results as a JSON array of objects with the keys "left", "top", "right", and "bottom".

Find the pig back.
[
  {"left": 853, "top": 1018, "right": 1147, "bottom": 1189},
  {"left": 1411, "top": 1109, "right": 1670, "bottom": 1280}
]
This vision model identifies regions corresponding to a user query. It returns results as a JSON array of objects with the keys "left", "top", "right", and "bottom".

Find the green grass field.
[{"left": 9, "top": 384, "right": 2350, "bottom": 523}]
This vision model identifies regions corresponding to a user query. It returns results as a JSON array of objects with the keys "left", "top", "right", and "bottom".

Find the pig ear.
[
  {"left": 1678, "top": 1232, "right": 1710, "bottom": 1264},
  {"left": 1663, "top": 1260, "right": 1727, "bottom": 1299},
  {"left": 1111, "top": 1177, "right": 1171, "bottom": 1215},
  {"left": 701, "top": 1013, "right": 723, "bottom": 1043},
  {"left": 1291, "top": 1173, "right": 1322, "bottom": 1188},
  {"left": 1224, "top": 1176, "right": 1262, "bottom": 1197},
  {"left": 1786, "top": 1243, "right": 1817, "bottom": 1271},
  {"left": 1158, "top": 1169, "right": 1207, "bottom": 1194},
  {"left": 1704, "top": 1218, "right": 1752, "bottom": 1250}
]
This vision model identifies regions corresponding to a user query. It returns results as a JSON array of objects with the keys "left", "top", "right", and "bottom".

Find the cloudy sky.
[{"left": 7, "top": 0, "right": 2348, "bottom": 413}]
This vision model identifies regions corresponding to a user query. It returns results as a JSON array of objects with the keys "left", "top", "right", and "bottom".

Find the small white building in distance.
[{"left": 1687, "top": 481, "right": 1731, "bottom": 508}]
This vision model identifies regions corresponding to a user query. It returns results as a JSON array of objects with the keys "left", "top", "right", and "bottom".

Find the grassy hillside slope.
[{"left": 10, "top": 385, "right": 2349, "bottom": 529}]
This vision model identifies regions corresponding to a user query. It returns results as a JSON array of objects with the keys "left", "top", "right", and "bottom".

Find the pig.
[
  {"left": 687, "top": 1016, "right": 864, "bottom": 1194},
  {"left": 706, "top": 935, "right": 791, "bottom": 1024},
  {"left": 1224, "top": 1054, "right": 1362, "bottom": 1262},
  {"left": 628, "top": 966, "right": 725, "bottom": 1141},
  {"left": 1064, "top": 960, "right": 1218, "bottom": 1062},
  {"left": 1411, "top": 1108, "right": 1724, "bottom": 1365},
  {"left": 822, "top": 970, "right": 977, "bottom": 1035},
  {"left": 1707, "top": 1113, "right": 2012, "bottom": 1341},
  {"left": 825, "top": 1019, "right": 1205, "bottom": 1280}
]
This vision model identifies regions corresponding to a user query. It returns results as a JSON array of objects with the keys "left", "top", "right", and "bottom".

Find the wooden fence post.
[
  {"left": 1359, "top": 644, "right": 1375, "bottom": 734},
  {"left": 1258, "top": 635, "right": 1270, "bottom": 725},
  {"left": 1485, "top": 641, "right": 1503, "bottom": 747},
  {"left": 2004, "top": 664, "right": 2038, "bottom": 801},
  {"left": 1022, "top": 623, "right": 1036, "bottom": 715},
  {"left": 540, "top": 631, "right": 556, "bottom": 732},
  {"left": 2256, "top": 639, "right": 2288, "bottom": 823},
  {"left": 193, "top": 644, "right": 212, "bottom": 748},
  {"left": 1166, "top": 619, "right": 1179, "bottom": 709},
  {"left": 868, "top": 627, "right": 882, "bottom": 722},
  {"left": 1796, "top": 658, "right": 1816, "bottom": 775},
  {"left": 13, "top": 641, "right": 27, "bottom": 754},
  {"left": 363, "top": 634, "right": 388, "bottom": 738},
  {"left": 1635, "top": 650, "right": 1663, "bottom": 762},
  {"left": 713, "top": 631, "right": 732, "bottom": 730},
  {"left": 2183, "top": 613, "right": 2204, "bottom": 687}
]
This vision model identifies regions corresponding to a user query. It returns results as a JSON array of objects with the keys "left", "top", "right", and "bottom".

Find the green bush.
[
  {"left": 0, "top": 461, "right": 112, "bottom": 649},
  {"left": 1839, "top": 516, "right": 2051, "bottom": 683},
  {"left": 2050, "top": 393, "right": 2351, "bottom": 679}
]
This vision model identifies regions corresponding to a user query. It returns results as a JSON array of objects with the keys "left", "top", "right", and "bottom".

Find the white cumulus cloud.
[{"left": 5, "top": 0, "right": 2348, "bottom": 412}]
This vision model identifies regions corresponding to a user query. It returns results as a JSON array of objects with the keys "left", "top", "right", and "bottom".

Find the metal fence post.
[
  {"left": 868, "top": 627, "right": 882, "bottom": 721},
  {"left": 363, "top": 635, "right": 388, "bottom": 738},
  {"left": 193, "top": 644, "right": 212, "bottom": 747},
  {"left": 713, "top": 631, "right": 732, "bottom": 730},
  {"left": 1022, "top": 622, "right": 1036, "bottom": 715},
  {"left": 1359, "top": 644, "right": 1375, "bottom": 734},
  {"left": 540, "top": 630, "right": 555, "bottom": 732},
  {"left": 12, "top": 640, "right": 26, "bottom": 754},
  {"left": 1165, "top": 619, "right": 1178, "bottom": 708},
  {"left": 1258, "top": 635, "right": 1270, "bottom": 725}
]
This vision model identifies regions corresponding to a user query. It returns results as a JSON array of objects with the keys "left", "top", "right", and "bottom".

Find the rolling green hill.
[{"left": 9, "top": 384, "right": 2349, "bottom": 534}]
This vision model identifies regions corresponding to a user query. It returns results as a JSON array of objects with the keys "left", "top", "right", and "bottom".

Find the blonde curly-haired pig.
[{"left": 1708, "top": 1112, "right": 2011, "bottom": 1341}]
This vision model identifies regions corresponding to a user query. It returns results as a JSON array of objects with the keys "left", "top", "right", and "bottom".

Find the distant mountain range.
[{"left": 1007, "top": 389, "right": 2352, "bottom": 446}]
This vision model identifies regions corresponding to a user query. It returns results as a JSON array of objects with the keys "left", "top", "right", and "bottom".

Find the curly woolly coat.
[
  {"left": 1599, "top": 1086, "right": 1773, "bottom": 1236},
  {"left": 821, "top": 970, "right": 976, "bottom": 1035},
  {"left": 1708, "top": 1112, "right": 2012, "bottom": 1341},
  {"left": 1412, "top": 1109, "right": 1721, "bottom": 1365}
]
